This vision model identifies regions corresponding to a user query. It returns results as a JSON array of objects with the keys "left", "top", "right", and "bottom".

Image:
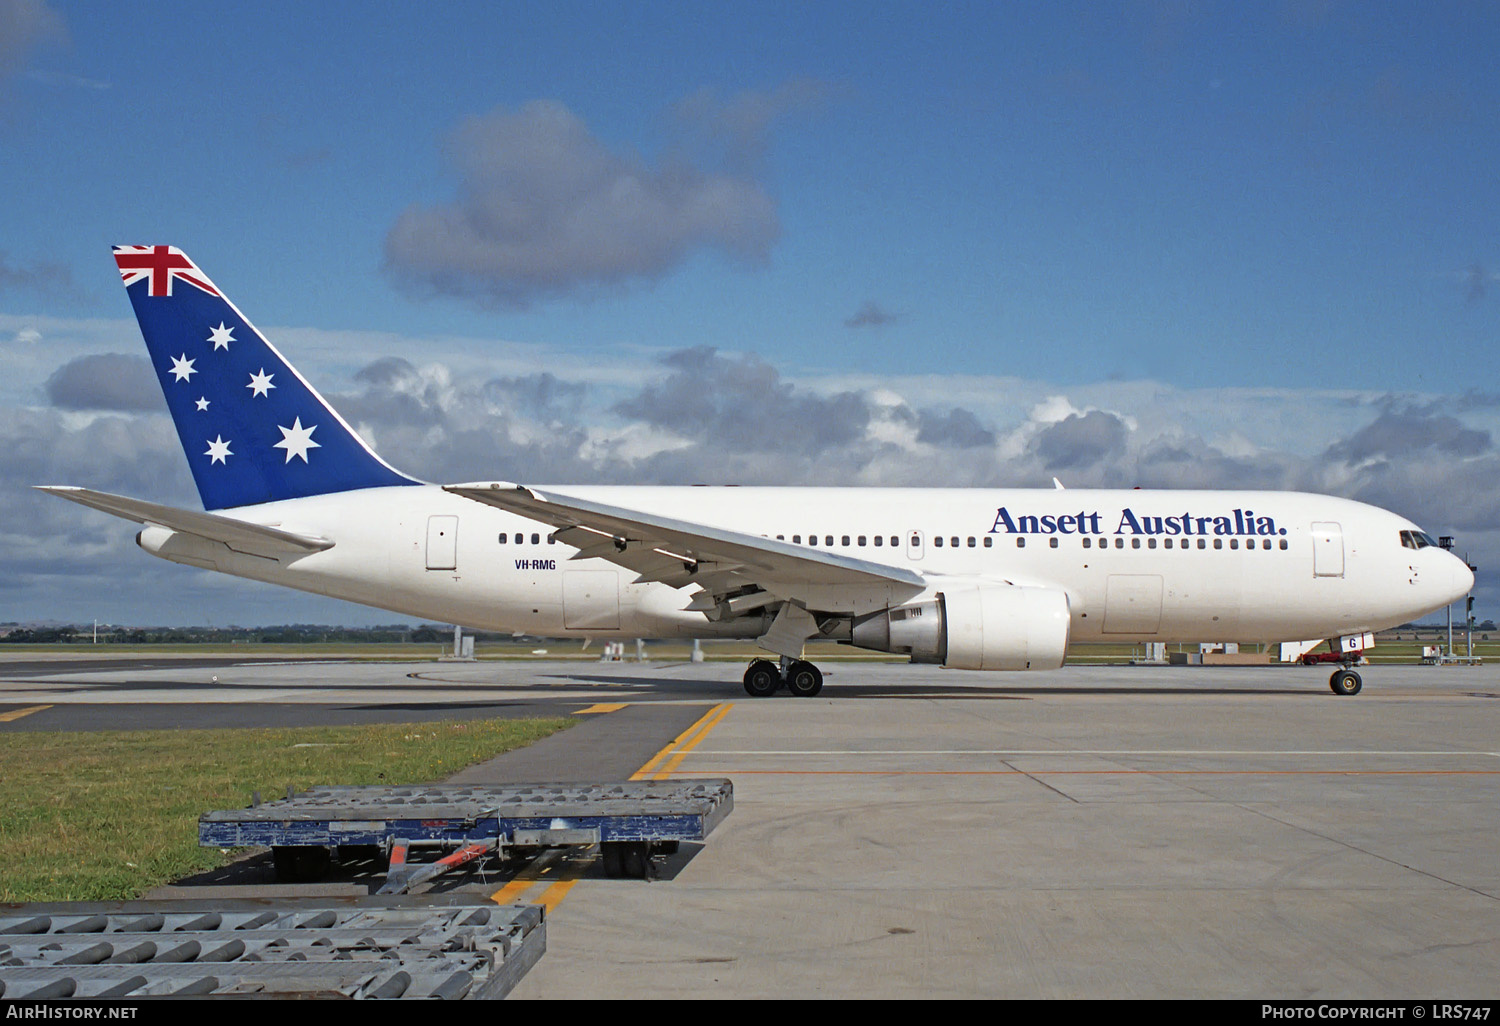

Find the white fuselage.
[{"left": 137, "top": 485, "right": 1473, "bottom": 649}]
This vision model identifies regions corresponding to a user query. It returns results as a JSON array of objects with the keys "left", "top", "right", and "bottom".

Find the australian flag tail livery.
[{"left": 114, "top": 246, "right": 421, "bottom": 510}]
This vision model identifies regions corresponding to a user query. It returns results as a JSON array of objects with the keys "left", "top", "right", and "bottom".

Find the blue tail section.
[{"left": 114, "top": 246, "right": 421, "bottom": 510}]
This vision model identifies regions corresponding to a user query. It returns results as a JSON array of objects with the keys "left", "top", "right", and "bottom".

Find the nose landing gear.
[{"left": 1329, "top": 667, "right": 1363, "bottom": 695}]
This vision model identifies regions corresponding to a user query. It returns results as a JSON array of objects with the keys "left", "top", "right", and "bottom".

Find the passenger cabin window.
[
  {"left": 842, "top": 535, "right": 850, "bottom": 546},
  {"left": 809, "top": 535, "right": 818, "bottom": 546},
  {"left": 514, "top": 533, "right": 523, "bottom": 544},
  {"left": 858, "top": 536, "right": 867, "bottom": 546},
  {"left": 825, "top": 535, "right": 834, "bottom": 547},
  {"left": 983, "top": 537, "right": 992, "bottom": 548},
  {"left": 1082, "top": 537, "right": 1091, "bottom": 549},
  {"left": 874, "top": 536, "right": 883, "bottom": 546},
  {"left": 934, "top": 536, "right": 944, "bottom": 548},
  {"left": 1016, "top": 537, "right": 1025, "bottom": 548},
  {"left": 531, "top": 533, "right": 540, "bottom": 544},
  {"left": 1049, "top": 537, "right": 1058, "bottom": 549},
  {"left": 792, "top": 534, "right": 801, "bottom": 544},
  {"left": 497, "top": 534, "right": 507, "bottom": 544}
]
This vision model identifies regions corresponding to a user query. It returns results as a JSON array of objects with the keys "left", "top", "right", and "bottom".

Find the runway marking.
[
  {"left": 536, "top": 879, "right": 577, "bottom": 912},
  {"left": 0, "top": 704, "right": 51, "bottom": 722},
  {"left": 490, "top": 702, "right": 735, "bottom": 915},
  {"left": 631, "top": 702, "right": 734, "bottom": 781},
  {"left": 698, "top": 748, "right": 1500, "bottom": 758},
  {"left": 673, "top": 768, "right": 1500, "bottom": 776}
]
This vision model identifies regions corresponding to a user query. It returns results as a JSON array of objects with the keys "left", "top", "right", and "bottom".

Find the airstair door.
[
  {"left": 426, "top": 516, "right": 458, "bottom": 571},
  {"left": 1311, "top": 522, "right": 1344, "bottom": 578}
]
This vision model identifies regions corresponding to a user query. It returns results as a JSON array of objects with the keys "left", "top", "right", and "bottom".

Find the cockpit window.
[{"left": 1400, "top": 530, "right": 1439, "bottom": 550}]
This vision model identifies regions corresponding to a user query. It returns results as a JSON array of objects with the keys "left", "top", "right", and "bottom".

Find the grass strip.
[{"left": 0, "top": 716, "right": 573, "bottom": 903}]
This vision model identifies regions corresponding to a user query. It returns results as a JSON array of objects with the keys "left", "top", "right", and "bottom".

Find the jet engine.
[{"left": 848, "top": 584, "right": 1071, "bottom": 670}]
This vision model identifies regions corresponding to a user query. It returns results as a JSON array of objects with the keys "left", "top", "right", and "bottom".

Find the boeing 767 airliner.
[{"left": 39, "top": 246, "right": 1474, "bottom": 697}]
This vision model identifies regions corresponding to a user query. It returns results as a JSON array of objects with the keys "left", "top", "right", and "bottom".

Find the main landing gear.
[
  {"left": 743, "top": 657, "right": 824, "bottom": 698},
  {"left": 1329, "top": 667, "right": 1362, "bottom": 696}
]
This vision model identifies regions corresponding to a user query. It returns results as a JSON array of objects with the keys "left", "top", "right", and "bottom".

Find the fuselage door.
[
  {"left": 907, "top": 530, "right": 925, "bottom": 561},
  {"left": 1311, "top": 522, "right": 1344, "bottom": 578},
  {"left": 426, "top": 515, "right": 458, "bottom": 571}
]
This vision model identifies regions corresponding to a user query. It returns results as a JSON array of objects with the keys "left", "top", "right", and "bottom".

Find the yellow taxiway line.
[{"left": 490, "top": 701, "right": 735, "bottom": 912}]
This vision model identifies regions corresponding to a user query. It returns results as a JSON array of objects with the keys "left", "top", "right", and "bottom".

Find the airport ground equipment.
[
  {"left": 199, "top": 779, "right": 735, "bottom": 884},
  {"left": 0, "top": 901, "right": 542, "bottom": 999}
]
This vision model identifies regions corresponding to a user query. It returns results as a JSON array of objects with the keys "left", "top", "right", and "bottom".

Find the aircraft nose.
[{"left": 1450, "top": 553, "right": 1475, "bottom": 603}]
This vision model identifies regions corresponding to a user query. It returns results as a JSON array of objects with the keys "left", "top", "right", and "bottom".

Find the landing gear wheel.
[
  {"left": 785, "top": 660, "right": 823, "bottom": 697},
  {"left": 743, "top": 659, "right": 780, "bottom": 697},
  {"left": 1329, "top": 668, "right": 1362, "bottom": 696}
]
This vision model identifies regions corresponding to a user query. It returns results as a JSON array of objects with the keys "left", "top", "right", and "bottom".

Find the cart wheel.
[
  {"left": 272, "top": 845, "right": 332, "bottom": 882},
  {"left": 619, "top": 841, "right": 651, "bottom": 880}
]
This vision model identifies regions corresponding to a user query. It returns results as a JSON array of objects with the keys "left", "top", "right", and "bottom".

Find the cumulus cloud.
[
  {"left": 672, "top": 79, "right": 832, "bottom": 174},
  {"left": 45, "top": 353, "right": 159, "bottom": 411},
  {"left": 844, "top": 300, "right": 899, "bottom": 328},
  {"left": 1032, "top": 410, "right": 1129, "bottom": 469},
  {"left": 0, "top": 250, "right": 74, "bottom": 297},
  {"left": 613, "top": 347, "right": 870, "bottom": 456},
  {"left": 10, "top": 327, "right": 1500, "bottom": 623},
  {"left": 1324, "top": 406, "right": 1491, "bottom": 465},
  {"left": 916, "top": 407, "right": 994, "bottom": 448},
  {"left": 384, "top": 99, "right": 783, "bottom": 307}
]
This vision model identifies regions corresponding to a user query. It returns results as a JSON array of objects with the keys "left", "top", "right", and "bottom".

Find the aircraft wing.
[
  {"left": 36, "top": 486, "right": 333, "bottom": 558},
  {"left": 445, "top": 481, "right": 926, "bottom": 615}
]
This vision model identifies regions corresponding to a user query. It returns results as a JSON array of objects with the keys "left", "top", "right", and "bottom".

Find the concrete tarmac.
[{"left": 2, "top": 654, "right": 1497, "bottom": 998}]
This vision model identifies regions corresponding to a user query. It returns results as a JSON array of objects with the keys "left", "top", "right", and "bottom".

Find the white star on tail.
[
  {"left": 247, "top": 368, "right": 275, "bottom": 397},
  {"left": 169, "top": 354, "right": 196, "bottom": 382},
  {"left": 205, "top": 435, "right": 233, "bottom": 464},
  {"left": 195, "top": 397, "right": 210, "bottom": 411},
  {"left": 274, "top": 417, "right": 320, "bottom": 463},
  {"left": 207, "top": 322, "right": 235, "bottom": 350}
]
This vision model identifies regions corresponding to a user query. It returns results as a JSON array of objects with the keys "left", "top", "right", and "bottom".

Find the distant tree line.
[{"left": 0, "top": 624, "right": 511, "bottom": 645}]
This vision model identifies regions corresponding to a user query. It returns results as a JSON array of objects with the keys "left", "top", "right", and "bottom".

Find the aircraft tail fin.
[{"left": 113, "top": 245, "right": 420, "bottom": 510}]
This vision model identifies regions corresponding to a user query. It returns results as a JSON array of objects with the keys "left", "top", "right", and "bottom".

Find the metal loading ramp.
[
  {"left": 0, "top": 901, "right": 543, "bottom": 999},
  {"left": 199, "top": 779, "right": 735, "bottom": 884}
]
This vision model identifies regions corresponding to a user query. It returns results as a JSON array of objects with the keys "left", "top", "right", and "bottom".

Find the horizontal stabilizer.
[{"left": 36, "top": 486, "right": 333, "bottom": 557}]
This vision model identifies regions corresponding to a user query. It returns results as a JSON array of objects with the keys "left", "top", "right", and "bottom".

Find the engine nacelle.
[{"left": 849, "top": 584, "right": 1071, "bottom": 671}]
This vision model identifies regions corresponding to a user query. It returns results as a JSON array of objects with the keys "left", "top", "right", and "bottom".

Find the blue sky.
[{"left": 2, "top": 0, "right": 1499, "bottom": 627}]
